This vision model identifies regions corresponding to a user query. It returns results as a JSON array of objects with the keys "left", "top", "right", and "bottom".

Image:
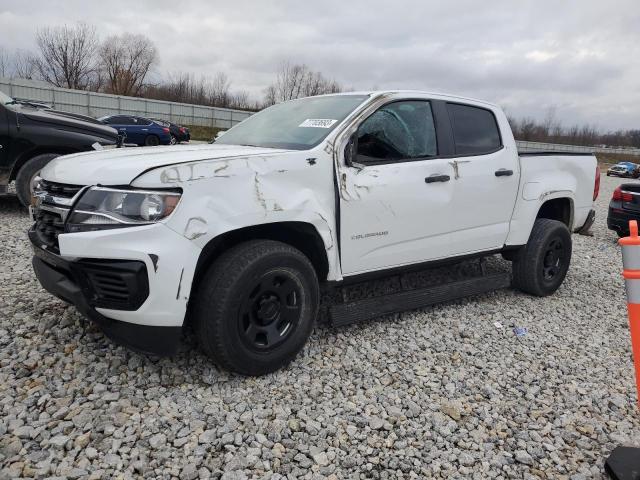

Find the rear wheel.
[
  {"left": 193, "top": 240, "right": 319, "bottom": 375},
  {"left": 512, "top": 218, "right": 572, "bottom": 296},
  {"left": 145, "top": 135, "right": 160, "bottom": 146},
  {"left": 170, "top": 134, "right": 177, "bottom": 145},
  {"left": 16, "top": 153, "right": 59, "bottom": 207}
]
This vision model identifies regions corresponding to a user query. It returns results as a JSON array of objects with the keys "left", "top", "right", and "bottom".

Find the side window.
[
  {"left": 356, "top": 101, "right": 437, "bottom": 163},
  {"left": 110, "top": 116, "right": 131, "bottom": 125},
  {"left": 447, "top": 103, "right": 502, "bottom": 155},
  {"left": 137, "top": 117, "right": 152, "bottom": 126}
]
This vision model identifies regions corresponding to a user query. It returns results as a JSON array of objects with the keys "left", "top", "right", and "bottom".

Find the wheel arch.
[
  {"left": 189, "top": 221, "right": 330, "bottom": 309},
  {"left": 536, "top": 196, "right": 574, "bottom": 230}
]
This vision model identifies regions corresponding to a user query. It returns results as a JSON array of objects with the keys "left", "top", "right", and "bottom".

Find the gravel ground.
[{"left": 1, "top": 173, "right": 640, "bottom": 479}]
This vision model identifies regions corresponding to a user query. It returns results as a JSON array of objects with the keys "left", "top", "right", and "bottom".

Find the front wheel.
[
  {"left": 193, "top": 240, "right": 319, "bottom": 375},
  {"left": 512, "top": 218, "right": 572, "bottom": 296},
  {"left": 16, "top": 153, "right": 60, "bottom": 207}
]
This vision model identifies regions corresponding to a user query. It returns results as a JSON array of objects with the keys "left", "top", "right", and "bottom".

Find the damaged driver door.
[{"left": 338, "top": 100, "right": 455, "bottom": 276}]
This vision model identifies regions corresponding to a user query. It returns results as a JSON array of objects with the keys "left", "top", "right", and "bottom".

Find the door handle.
[
  {"left": 495, "top": 169, "right": 513, "bottom": 177},
  {"left": 425, "top": 174, "right": 450, "bottom": 183}
]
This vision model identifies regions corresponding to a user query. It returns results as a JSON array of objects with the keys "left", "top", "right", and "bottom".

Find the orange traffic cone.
[
  {"left": 606, "top": 220, "right": 640, "bottom": 480},
  {"left": 619, "top": 219, "right": 640, "bottom": 404}
]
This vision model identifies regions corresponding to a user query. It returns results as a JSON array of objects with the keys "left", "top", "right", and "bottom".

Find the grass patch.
[{"left": 185, "top": 125, "right": 225, "bottom": 142}]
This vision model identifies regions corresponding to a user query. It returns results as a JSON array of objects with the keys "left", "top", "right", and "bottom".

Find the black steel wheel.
[
  {"left": 238, "top": 270, "right": 304, "bottom": 351},
  {"left": 542, "top": 237, "right": 565, "bottom": 281},
  {"left": 193, "top": 240, "right": 319, "bottom": 375},
  {"left": 512, "top": 218, "right": 572, "bottom": 296}
]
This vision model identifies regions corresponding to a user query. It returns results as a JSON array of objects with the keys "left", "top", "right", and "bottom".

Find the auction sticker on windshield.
[{"left": 299, "top": 119, "right": 338, "bottom": 128}]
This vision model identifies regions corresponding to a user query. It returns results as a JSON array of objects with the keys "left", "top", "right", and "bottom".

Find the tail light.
[
  {"left": 162, "top": 127, "right": 170, "bottom": 133},
  {"left": 179, "top": 127, "right": 186, "bottom": 133},
  {"left": 593, "top": 165, "right": 600, "bottom": 201},
  {"left": 613, "top": 186, "right": 633, "bottom": 202}
]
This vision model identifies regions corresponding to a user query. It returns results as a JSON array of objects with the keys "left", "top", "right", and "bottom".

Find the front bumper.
[
  {"left": 31, "top": 243, "right": 181, "bottom": 355},
  {"left": 29, "top": 222, "right": 202, "bottom": 356}
]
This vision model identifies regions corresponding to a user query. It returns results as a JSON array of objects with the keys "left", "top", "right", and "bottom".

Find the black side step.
[{"left": 329, "top": 272, "right": 511, "bottom": 327}]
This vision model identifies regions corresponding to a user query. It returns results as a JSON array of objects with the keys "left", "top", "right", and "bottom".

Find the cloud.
[{"left": 0, "top": 0, "right": 638, "bottom": 129}]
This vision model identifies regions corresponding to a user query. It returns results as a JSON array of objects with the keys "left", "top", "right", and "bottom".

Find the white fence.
[
  {"left": 0, "top": 77, "right": 252, "bottom": 129},
  {"left": 516, "top": 140, "right": 640, "bottom": 157}
]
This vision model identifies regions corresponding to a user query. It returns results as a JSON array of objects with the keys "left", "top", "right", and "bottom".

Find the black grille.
[
  {"left": 39, "top": 179, "right": 83, "bottom": 199},
  {"left": 33, "top": 209, "right": 65, "bottom": 253},
  {"left": 33, "top": 181, "right": 85, "bottom": 252}
]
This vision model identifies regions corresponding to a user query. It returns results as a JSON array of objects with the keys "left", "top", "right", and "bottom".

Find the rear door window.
[{"left": 447, "top": 103, "right": 502, "bottom": 155}]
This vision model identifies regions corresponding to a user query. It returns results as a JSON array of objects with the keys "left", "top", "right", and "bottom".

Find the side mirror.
[{"left": 344, "top": 132, "right": 358, "bottom": 166}]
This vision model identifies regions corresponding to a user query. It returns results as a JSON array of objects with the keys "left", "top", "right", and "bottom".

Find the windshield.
[
  {"left": 215, "top": 94, "right": 369, "bottom": 150},
  {"left": 0, "top": 90, "right": 14, "bottom": 105}
]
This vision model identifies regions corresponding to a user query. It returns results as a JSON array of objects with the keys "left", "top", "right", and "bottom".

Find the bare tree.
[
  {"left": 0, "top": 48, "right": 9, "bottom": 77},
  {"left": 263, "top": 62, "right": 342, "bottom": 105},
  {"left": 33, "top": 23, "right": 99, "bottom": 88},
  {"left": 99, "top": 33, "right": 158, "bottom": 96},
  {"left": 208, "top": 72, "right": 230, "bottom": 106},
  {"left": 143, "top": 71, "right": 256, "bottom": 109},
  {"left": 13, "top": 50, "right": 38, "bottom": 79}
]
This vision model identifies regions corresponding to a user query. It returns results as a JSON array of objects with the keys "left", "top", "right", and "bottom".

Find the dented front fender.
[{"left": 132, "top": 149, "right": 342, "bottom": 281}]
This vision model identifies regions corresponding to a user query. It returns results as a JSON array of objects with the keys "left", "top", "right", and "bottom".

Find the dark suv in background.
[
  {"left": 150, "top": 118, "right": 190, "bottom": 144},
  {"left": 0, "top": 90, "right": 118, "bottom": 206}
]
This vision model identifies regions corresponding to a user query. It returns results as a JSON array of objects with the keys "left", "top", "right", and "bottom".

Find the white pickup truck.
[{"left": 29, "top": 91, "right": 599, "bottom": 375}]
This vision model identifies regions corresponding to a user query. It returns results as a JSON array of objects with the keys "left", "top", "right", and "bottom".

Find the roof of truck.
[{"left": 316, "top": 90, "right": 500, "bottom": 108}]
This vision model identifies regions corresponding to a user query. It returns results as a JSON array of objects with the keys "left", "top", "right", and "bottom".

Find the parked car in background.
[
  {"left": 607, "top": 162, "right": 639, "bottom": 178},
  {"left": 150, "top": 119, "right": 190, "bottom": 144},
  {"left": 607, "top": 183, "right": 640, "bottom": 237},
  {"left": 0, "top": 89, "right": 118, "bottom": 206},
  {"left": 618, "top": 161, "right": 640, "bottom": 177},
  {"left": 98, "top": 115, "right": 171, "bottom": 147}
]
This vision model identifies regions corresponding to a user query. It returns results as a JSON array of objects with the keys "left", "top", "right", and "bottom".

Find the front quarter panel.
[{"left": 132, "top": 149, "right": 341, "bottom": 280}]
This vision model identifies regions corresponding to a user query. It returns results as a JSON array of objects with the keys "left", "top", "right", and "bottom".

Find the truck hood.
[
  {"left": 17, "top": 106, "right": 118, "bottom": 140},
  {"left": 41, "top": 144, "right": 292, "bottom": 186}
]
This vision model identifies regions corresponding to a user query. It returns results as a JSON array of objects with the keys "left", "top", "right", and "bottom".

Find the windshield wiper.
[{"left": 5, "top": 99, "right": 49, "bottom": 109}]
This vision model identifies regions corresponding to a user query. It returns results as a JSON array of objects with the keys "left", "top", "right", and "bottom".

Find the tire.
[
  {"left": 170, "top": 134, "right": 177, "bottom": 145},
  {"left": 193, "top": 240, "right": 319, "bottom": 375},
  {"left": 512, "top": 218, "right": 572, "bottom": 297},
  {"left": 145, "top": 135, "right": 160, "bottom": 146},
  {"left": 15, "top": 153, "right": 59, "bottom": 207}
]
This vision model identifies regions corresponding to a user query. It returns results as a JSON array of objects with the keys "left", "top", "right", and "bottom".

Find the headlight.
[{"left": 66, "top": 187, "right": 181, "bottom": 232}]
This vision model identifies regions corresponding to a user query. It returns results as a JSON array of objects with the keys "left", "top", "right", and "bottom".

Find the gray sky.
[{"left": 1, "top": 0, "right": 638, "bottom": 130}]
